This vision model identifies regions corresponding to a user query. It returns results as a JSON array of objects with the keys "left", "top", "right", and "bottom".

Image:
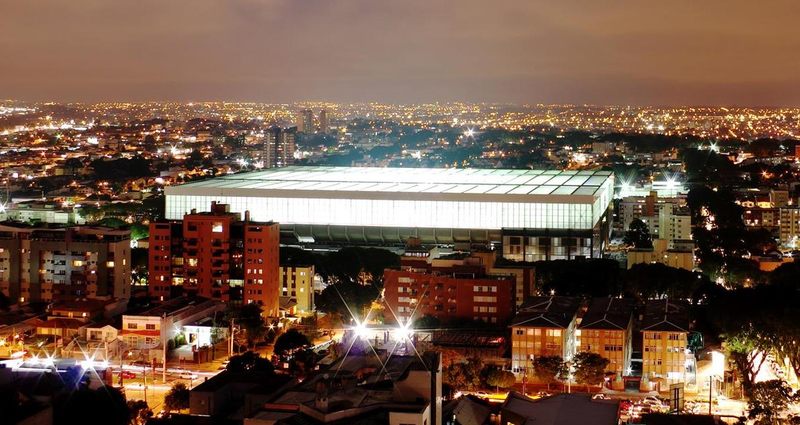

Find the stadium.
[{"left": 165, "top": 166, "right": 614, "bottom": 259}]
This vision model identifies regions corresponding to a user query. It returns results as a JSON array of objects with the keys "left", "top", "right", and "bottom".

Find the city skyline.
[{"left": 3, "top": 1, "right": 800, "bottom": 106}]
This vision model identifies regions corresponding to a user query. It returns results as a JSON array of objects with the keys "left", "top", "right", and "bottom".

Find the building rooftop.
[
  {"left": 129, "top": 296, "right": 217, "bottom": 318},
  {"left": 50, "top": 299, "right": 112, "bottom": 313},
  {"left": 641, "top": 299, "right": 690, "bottom": 333},
  {"left": 168, "top": 166, "right": 613, "bottom": 202},
  {"left": 37, "top": 318, "right": 87, "bottom": 329},
  {"left": 578, "top": 298, "right": 636, "bottom": 331},
  {"left": 510, "top": 296, "right": 582, "bottom": 329},
  {"left": 192, "top": 369, "right": 292, "bottom": 393},
  {"left": 431, "top": 330, "right": 505, "bottom": 348},
  {"left": 502, "top": 392, "right": 619, "bottom": 425}
]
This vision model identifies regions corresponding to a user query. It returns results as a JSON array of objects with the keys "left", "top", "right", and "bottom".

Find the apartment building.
[
  {"left": 509, "top": 296, "right": 581, "bottom": 377},
  {"left": 0, "top": 224, "right": 131, "bottom": 304},
  {"left": 280, "top": 265, "right": 315, "bottom": 315},
  {"left": 627, "top": 239, "right": 694, "bottom": 271},
  {"left": 619, "top": 191, "right": 685, "bottom": 232},
  {"left": 383, "top": 258, "right": 515, "bottom": 326},
  {"left": 148, "top": 202, "right": 280, "bottom": 317},
  {"left": 577, "top": 298, "right": 635, "bottom": 380},
  {"left": 641, "top": 299, "right": 690, "bottom": 390},
  {"left": 779, "top": 207, "right": 800, "bottom": 247}
]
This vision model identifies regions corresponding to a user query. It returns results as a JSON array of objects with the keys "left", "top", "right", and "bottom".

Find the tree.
[
  {"left": 226, "top": 351, "right": 274, "bottom": 374},
  {"left": 55, "top": 386, "right": 129, "bottom": 425},
  {"left": 748, "top": 380, "right": 796, "bottom": 425},
  {"left": 164, "top": 382, "right": 190, "bottom": 413},
  {"left": 321, "top": 247, "right": 400, "bottom": 287},
  {"left": 315, "top": 280, "right": 379, "bottom": 320},
  {"left": 274, "top": 329, "right": 311, "bottom": 355},
  {"left": 413, "top": 315, "right": 441, "bottom": 329},
  {"left": 226, "top": 303, "right": 265, "bottom": 348},
  {"left": 769, "top": 262, "right": 800, "bottom": 288},
  {"left": 184, "top": 150, "right": 204, "bottom": 169},
  {"left": 90, "top": 156, "right": 153, "bottom": 181},
  {"left": 0, "top": 291, "right": 10, "bottom": 311},
  {"left": 533, "top": 355, "right": 566, "bottom": 391},
  {"left": 486, "top": 369, "right": 517, "bottom": 391},
  {"left": 572, "top": 352, "right": 610, "bottom": 389},
  {"left": 624, "top": 263, "right": 709, "bottom": 302},
  {"left": 534, "top": 259, "right": 622, "bottom": 297},
  {"left": 624, "top": 218, "right": 653, "bottom": 249},
  {"left": 130, "top": 224, "right": 149, "bottom": 241},
  {"left": 443, "top": 357, "right": 484, "bottom": 391},
  {"left": 127, "top": 400, "right": 152, "bottom": 425},
  {"left": 289, "top": 348, "right": 318, "bottom": 377},
  {"left": 709, "top": 288, "right": 776, "bottom": 394}
]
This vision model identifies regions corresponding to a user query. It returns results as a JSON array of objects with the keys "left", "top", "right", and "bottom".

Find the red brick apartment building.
[
  {"left": 383, "top": 256, "right": 514, "bottom": 325},
  {"left": 148, "top": 202, "right": 280, "bottom": 317}
]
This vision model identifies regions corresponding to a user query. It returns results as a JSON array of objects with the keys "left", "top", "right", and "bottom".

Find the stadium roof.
[{"left": 169, "top": 166, "right": 613, "bottom": 202}]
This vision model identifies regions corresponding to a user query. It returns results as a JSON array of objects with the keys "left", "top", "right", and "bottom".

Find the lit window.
[
  {"left": 72, "top": 260, "right": 84, "bottom": 267},
  {"left": 212, "top": 223, "right": 223, "bottom": 233},
  {"left": 106, "top": 261, "right": 115, "bottom": 268}
]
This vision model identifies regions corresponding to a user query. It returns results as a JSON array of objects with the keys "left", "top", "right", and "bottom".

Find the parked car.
[
  {"left": 179, "top": 371, "right": 198, "bottom": 380},
  {"left": 120, "top": 371, "right": 136, "bottom": 379},
  {"left": 641, "top": 396, "right": 664, "bottom": 406}
]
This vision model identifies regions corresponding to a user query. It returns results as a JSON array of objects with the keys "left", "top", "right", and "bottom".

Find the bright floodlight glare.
[
  {"left": 396, "top": 323, "right": 413, "bottom": 340},
  {"left": 464, "top": 128, "right": 475, "bottom": 138},
  {"left": 353, "top": 322, "right": 368, "bottom": 339}
]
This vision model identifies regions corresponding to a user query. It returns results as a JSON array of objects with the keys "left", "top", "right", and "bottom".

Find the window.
[
  {"left": 212, "top": 223, "right": 223, "bottom": 233},
  {"left": 127, "top": 323, "right": 138, "bottom": 329},
  {"left": 106, "top": 261, "right": 115, "bottom": 268},
  {"left": 145, "top": 324, "right": 156, "bottom": 330}
]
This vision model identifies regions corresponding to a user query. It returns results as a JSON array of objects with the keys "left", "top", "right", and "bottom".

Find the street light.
[
  {"left": 709, "top": 350, "right": 725, "bottom": 415},
  {"left": 352, "top": 322, "right": 368, "bottom": 339},
  {"left": 395, "top": 322, "right": 412, "bottom": 341}
]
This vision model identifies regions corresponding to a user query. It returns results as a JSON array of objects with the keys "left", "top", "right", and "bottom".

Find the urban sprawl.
[{"left": 2, "top": 101, "right": 800, "bottom": 425}]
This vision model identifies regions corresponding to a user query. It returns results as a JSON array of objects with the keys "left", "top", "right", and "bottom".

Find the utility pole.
[
  {"left": 229, "top": 318, "right": 235, "bottom": 358},
  {"left": 708, "top": 375, "right": 713, "bottom": 415},
  {"left": 162, "top": 313, "right": 167, "bottom": 383},
  {"left": 118, "top": 342, "right": 125, "bottom": 387}
]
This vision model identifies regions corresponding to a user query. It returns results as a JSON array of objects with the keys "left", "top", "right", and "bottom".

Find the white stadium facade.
[{"left": 165, "top": 166, "right": 614, "bottom": 260}]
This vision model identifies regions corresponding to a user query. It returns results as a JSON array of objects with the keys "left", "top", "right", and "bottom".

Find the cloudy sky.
[{"left": 2, "top": 0, "right": 800, "bottom": 106}]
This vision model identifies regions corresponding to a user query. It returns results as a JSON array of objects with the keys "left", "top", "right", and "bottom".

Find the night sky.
[{"left": 2, "top": 0, "right": 800, "bottom": 106}]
